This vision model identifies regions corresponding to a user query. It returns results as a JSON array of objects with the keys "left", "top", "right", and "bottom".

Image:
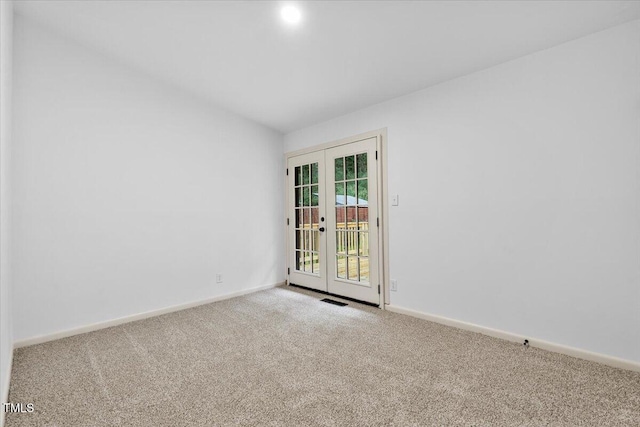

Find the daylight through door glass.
[
  {"left": 294, "top": 163, "right": 320, "bottom": 274},
  {"left": 334, "top": 153, "right": 369, "bottom": 283}
]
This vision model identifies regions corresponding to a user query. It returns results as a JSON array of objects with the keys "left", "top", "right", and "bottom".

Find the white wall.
[
  {"left": 12, "top": 17, "right": 285, "bottom": 342},
  {"left": 285, "top": 20, "right": 640, "bottom": 363},
  {"left": 1, "top": 0, "right": 13, "bottom": 413}
]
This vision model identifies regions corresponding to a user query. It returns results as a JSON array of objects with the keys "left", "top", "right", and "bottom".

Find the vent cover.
[{"left": 321, "top": 298, "right": 348, "bottom": 307}]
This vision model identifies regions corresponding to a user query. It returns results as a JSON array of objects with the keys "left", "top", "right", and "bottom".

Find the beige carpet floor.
[{"left": 6, "top": 285, "right": 640, "bottom": 426}]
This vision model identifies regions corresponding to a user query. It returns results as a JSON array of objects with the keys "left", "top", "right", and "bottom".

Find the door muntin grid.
[
  {"left": 334, "top": 153, "right": 369, "bottom": 283},
  {"left": 294, "top": 162, "right": 320, "bottom": 275}
]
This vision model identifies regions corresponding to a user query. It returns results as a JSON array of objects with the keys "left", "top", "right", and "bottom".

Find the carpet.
[{"left": 6, "top": 285, "right": 640, "bottom": 426}]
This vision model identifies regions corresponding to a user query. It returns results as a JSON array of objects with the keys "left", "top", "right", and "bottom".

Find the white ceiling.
[{"left": 14, "top": 1, "right": 640, "bottom": 133}]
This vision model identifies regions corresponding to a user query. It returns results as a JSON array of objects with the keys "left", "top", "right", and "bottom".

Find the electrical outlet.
[
  {"left": 216, "top": 274, "right": 223, "bottom": 284},
  {"left": 391, "top": 195, "right": 399, "bottom": 206},
  {"left": 391, "top": 279, "right": 398, "bottom": 291}
]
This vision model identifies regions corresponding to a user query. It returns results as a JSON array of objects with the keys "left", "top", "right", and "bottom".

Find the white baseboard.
[
  {"left": 14, "top": 282, "right": 285, "bottom": 349},
  {"left": 1, "top": 345, "right": 13, "bottom": 427},
  {"left": 386, "top": 304, "right": 640, "bottom": 373}
]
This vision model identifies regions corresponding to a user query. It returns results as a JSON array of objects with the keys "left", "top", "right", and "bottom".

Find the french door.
[
  {"left": 287, "top": 150, "right": 326, "bottom": 291},
  {"left": 287, "top": 137, "right": 379, "bottom": 304}
]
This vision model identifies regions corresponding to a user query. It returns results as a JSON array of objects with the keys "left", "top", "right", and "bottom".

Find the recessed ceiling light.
[{"left": 281, "top": 5, "right": 302, "bottom": 25}]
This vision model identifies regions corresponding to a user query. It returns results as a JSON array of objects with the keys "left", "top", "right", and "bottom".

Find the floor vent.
[{"left": 321, "top": 298, "right": 348, "bottom": 307}]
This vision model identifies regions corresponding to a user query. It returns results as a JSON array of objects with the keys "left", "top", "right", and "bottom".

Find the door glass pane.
[
  {"left": 312, "top": 231, "right": 320, "bottom": 252},
  {"left": 335, "top": 207, "right": 345, "bottom": 229},
  {"left": 335, "top": 183, "right": 344, "bottom": 205},
  {"left": 346, "top": 181, "right": 356, "bottom": 202},
  {"left": 359, "top": 258, "right": 369, "bottom": 283},
  {"left": 359, "top": 232, "right": 369, "bottom": 256},
  {"left": 295, "top": 166, "right": 302, "bottom": 186},
  {"left": 336, "top": 255, "right": 346, "bottom": 279},
  {"left": 303, "top": 186, "right": 310, "bottom": 206},
  {"left": 303, "top": 208, "right": 310, "bottom": 229},
  {"left": 312, "top": 253, "right": 319, "bottom": 274},
  {"left": 296, "top": 230, "right": 303, "bottom": 250},
  {"left": 357, "top": 207, "right": 369, "bottom": 229},
  {"left": 296, "top": 251, "right": 302, "bottom": 271},
  {"left": 357, "top": 179, "right": 368, "bottom": 205},
  {"left": 336, "top": 231, "right": 345, "bottom": 254},
  {"left": 310, "top": 231, "right": 315, "bottom": 256},
  {"left": 311, "top": 163, "right": 318, "bottom": 184},
  {"left": 347, "top": 256, "right": 358, "bottom": 280},
  {"left": 311, "top": 208, "right": 319, "bottom": 229},
  {"left": 302, "top": 164, "right": 310, "bottom": 185},
  {"left": 345, "top": 156, "right": 355, "bottom": 180},
  {"left": 335, "top": 158, "right": 344, "bottom": 181},
  {"left": 350, "top": 231, "right": 356, "bottom": 256},
  {"left": 295, "top": 209, "right": 303, "bottom": 228},
  {"left": 346, "top": 207, "right": 356, "bottom": 227},
  {"left": 346, "top": 231, "right": 351, "bottom": 255},
  {"left": 357, "top": 153, "right": 367, "bottom": 178},
  {"left": 311, "top": 185, "right": 319, "bottom": 206},
  {"left": 296, "top": 188, "right": 303, "bottom": 207}
]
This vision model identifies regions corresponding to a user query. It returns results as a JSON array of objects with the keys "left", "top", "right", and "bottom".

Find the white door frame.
[{"left": 284, "top": 129, "right": 390, "bottom": 309}]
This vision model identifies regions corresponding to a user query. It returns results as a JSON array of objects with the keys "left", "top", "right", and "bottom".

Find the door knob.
[{"left": 319, "top": 227, "right": 325, "bottom": 232}]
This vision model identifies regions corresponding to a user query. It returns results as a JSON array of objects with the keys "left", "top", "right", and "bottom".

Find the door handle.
[{"left": 319, "top": 227, "right": 325, "bottom": 232}]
